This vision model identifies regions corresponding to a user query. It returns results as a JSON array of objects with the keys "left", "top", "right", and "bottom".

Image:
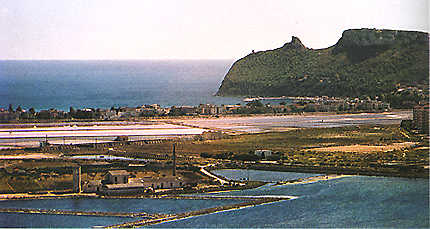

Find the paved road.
[{"left": 199, "top": 166, "right": 230, "bottom": 185}]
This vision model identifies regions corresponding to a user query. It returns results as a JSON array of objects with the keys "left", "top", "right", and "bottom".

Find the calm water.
[
  {"left": 213, "top": 169, "right": 320, "bottom": 182},
  {"left": 155, "top": 171, "right": 429, "bottom": 228},
  {"left": 0, "top": 60, "right": 242, "bottom": 111},
  {"left": 0, "top": 213, "right": 137, "bottom": 228},
  {"left": 0, "top": 170, "right": 428, "bottom": 228},
  {"left": 0, "top": 198, "right": 242, "bottom": 228}
]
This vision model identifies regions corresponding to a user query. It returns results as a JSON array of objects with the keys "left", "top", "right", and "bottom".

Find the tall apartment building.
[{"left": 413, "top": 104, "right": 429, "bottom": 134}]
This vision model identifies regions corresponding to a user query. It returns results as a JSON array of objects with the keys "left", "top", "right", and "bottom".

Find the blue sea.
[
  {"left": 0, "top": 60, "right": 242, "bottom": 111},
  {"left": 0, "top": 170, "right": 428, "bottom": 228}
]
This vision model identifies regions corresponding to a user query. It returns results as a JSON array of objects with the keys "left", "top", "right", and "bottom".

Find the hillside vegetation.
[{"left": 216, "top": 29, "right": 429, "bottom": 108}]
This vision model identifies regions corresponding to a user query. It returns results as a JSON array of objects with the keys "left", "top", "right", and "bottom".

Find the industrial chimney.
[
  {"left": 172, "top": 143, "right": 176, "bottom": 176},
  {"left": 73, "top": 166, "right": 82, "bottom": 193}
]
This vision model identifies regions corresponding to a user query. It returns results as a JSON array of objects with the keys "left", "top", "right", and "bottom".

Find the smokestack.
[
  {"left": 172, "top": 143, "right": 176, "bottom": 176},
  {"left": 73, "top": 166, "right": 81, "bottom": 193}
]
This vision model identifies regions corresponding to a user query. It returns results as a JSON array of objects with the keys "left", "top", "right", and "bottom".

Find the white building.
[{"left": 255, "top": 150, "right": 273, "bottom": 158}]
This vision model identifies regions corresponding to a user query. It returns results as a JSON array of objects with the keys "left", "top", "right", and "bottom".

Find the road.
[{"left": 199, "top": 166, "right": 230, "bottom": 185}]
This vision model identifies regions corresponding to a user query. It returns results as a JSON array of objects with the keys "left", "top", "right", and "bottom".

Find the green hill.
[{"left": 216, "top": 29, "right": 429, "bottom": 108}]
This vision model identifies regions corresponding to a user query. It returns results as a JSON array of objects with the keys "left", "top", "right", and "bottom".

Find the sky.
[{"left": 0, "top": 0, "right": 428, "bottom": 60}]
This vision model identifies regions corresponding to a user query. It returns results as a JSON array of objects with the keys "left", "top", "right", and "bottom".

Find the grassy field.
[
  {"left": 109, "top": 124, "right": 417, "bottom": 154},
  {"left": 79, "top": 124, "right": 428, "bottom": 175},
  {"left": 43, "top": 124, "right": 428, "bottom": 171}
]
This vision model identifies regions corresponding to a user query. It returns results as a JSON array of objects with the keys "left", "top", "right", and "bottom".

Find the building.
[
  {"left": 255, "top": 150, "right": 273, "bottom": 158},
  {"left": 413, "top": 104, "right": 429, "bottom": 134},
  {"left": 84, "top": 145, "right": 188, "bottom": 195},
  {"left": 118, "top": 107, "right": 140, "bottom": 118},
  {"left": 83, "top": 180, "right": 102, "bottom": 193},
  {"left": 198, "top": 104, "right": 224, "bottom": 115},
  {"left": 141, "top": 177, "right": 187, "bottom": 190},
  {"left": 105, "top": 170, "right": 129, "bottom": 184},
  {"left": 101, "top": 183, "right": 146, "bottom": 195},
  {"left": 95, "top": 169, "right": 189, "bottom": 195},
  {"left": 98, "top": 109, "right": 118, "bottom": 120},
  {"left": 99, "top": 170, "right": 145, "bottom": 195},
  {"left": 223, "top": 105, "right": 241, "bottom": 114},
  {"left": 170, "top": 106, "right": 198, "bottom": 116},
  {"left": 0, "top": 110, "right": 19, "bottom": 121}
]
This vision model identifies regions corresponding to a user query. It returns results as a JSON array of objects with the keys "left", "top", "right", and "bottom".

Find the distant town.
[{"left": 0, "top": 96, "right": 392, "bottom": 122}]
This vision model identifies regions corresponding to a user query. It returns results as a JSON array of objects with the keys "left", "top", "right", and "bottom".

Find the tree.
[
  {"left": 29, "top": 107, "right": 35, "bottom": 114},
  {"left": 246, "top": 100, "right": 264, "bottom": 107},
  {"left": 232, "top": 153, "right": 260, "bottom": 161},
  {"left": 16, "top": 105, "right": 23, "bottom": 112}
]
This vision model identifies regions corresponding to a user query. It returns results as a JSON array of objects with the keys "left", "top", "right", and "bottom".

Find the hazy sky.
[{"left": 0, "top": 0, "right": 428, "bottom": 60}]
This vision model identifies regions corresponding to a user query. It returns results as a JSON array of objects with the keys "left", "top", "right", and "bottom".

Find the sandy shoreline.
[{"left": 273, "top": 174, "right": 352, "bottom": 186}]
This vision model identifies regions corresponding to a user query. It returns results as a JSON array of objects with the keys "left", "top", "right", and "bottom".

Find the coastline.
[
  {"left": 273, "top": 174, "right": 352, "bottom": 186},
  {"left": 3, "top": 163, "right": 426, "bottom": 202},
  {"left": 212, "top": 164, "right": 429, "bottom": 179},
  {"left": 0, "top": 170, "right": 427, "bottom": 227}
]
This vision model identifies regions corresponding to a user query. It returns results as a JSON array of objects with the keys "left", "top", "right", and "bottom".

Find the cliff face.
[{"left": 216, "top": 29, "right": 429, "bottom": 104}]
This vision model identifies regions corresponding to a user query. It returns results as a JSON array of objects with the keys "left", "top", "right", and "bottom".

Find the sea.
[
  {"left": 0, "top": 170, "right": 428, "bottom": 228},
  {"left": 0, "top": 60, "right": 243, "bottom": 111}
]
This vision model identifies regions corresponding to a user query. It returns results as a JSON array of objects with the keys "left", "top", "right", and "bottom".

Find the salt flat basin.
[
  {"left": 69, "top": 155, "right": 148, "bottom": 161},
  {"left": 0, "top": 124, "right": 187, "bottom": 133},
  {"left": 0, "top": 124, "right": 205, "bottom": 139},
  {"left": 175, "top": 111, "right": 411, "bottom": 133},
  {"left": 0, "top": 153, "right": 59, "bottom": 160},
  {"left": 0, "top": 121, "right": 154, "bottom": 128}
]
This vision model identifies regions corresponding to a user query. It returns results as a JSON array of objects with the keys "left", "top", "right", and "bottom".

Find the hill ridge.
[{"left": 216, "top": 28, "right": 429, "bottom": 108}]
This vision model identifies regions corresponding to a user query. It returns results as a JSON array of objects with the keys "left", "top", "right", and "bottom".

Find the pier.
[
  {"left": 0, "top": 194, "right": 293, "bottom": 228},
  {"left": 0, "top": 208, "right": 170, "bottom": 219}
]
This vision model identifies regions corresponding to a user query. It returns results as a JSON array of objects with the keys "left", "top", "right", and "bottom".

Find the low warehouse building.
[{"left": 255, "top": 150, "right": 273, "bottom": 158}]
